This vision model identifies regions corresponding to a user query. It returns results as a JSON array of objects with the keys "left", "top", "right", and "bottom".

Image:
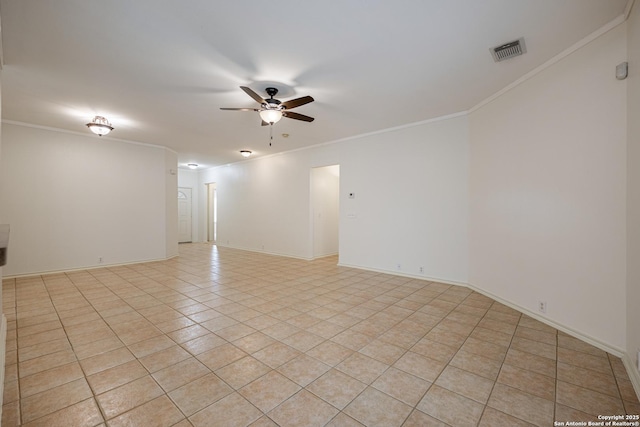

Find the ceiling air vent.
[{"left": 490, "top": 38, "right": 526, "bottom": 62}]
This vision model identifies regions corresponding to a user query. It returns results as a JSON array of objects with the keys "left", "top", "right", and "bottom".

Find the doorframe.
[
  {"left": 178, "top": 187, "right": 193, "bottom": 243},
  {"left": 206, "top": 182, "right": 217, "bottom": 243},
  {"left": 309, "top": 164, "right": 340, "bottom": 259}
]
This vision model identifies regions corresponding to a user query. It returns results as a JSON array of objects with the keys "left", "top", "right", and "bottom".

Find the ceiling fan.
[{"left": 221, "top": 86, "right": 315, "bottom": 126}]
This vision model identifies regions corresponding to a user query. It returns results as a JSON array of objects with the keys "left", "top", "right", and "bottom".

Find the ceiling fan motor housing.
[
  {"left": 265, "top": 87, "right": 279, "bottom": 97},
  {"left": 265, "top": 98, "right": 282, "bottom": 108},
  {"left": 264, "top": 88, "right": 282, "bottom": 109}
]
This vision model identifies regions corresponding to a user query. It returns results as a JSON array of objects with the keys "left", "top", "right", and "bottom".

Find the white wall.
[
  {"left": 338, "top": 117, "right": 469, "bottom": 282},
  {"left": 198, "top": 115, "right": 470, "bottom": 284},
  {"left": 469, "top": 24, "right": 628, "bottom": 350},
  {"left": 311, "top": 165, "right": 340, "bottom": 258},
  {"left": 0, "top": 123, "right": 178, "bottom": 276},
  {"left": 627, "top": 0, "right": 640, "bottom": 388}
]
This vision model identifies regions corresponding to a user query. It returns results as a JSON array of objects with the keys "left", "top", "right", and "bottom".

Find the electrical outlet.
[
  {"left": 538, "top": 301, "right": 547, "bottom": 313},
  {"left": 396, "top": 263, "right": 401, "bottom": 271},
  {"left": 419, "top": 266, "right": 424, "bottom": 274},
  {"left": 98, "top": 257, "right": 103, "bottom": 264}
]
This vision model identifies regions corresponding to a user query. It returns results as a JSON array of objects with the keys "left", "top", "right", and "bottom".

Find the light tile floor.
[{"left": 2, "top": 244, "right": 639, "bottom": 426}]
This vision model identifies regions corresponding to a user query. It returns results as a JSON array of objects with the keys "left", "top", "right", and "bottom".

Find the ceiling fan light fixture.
[
  {"left": 86, "top": 115, "right": 114, "bottom": 136},
  {"left": 221, "top": 86, "right": 314, "bottom": 125},
  {"left": 259, "top": 109, "right": 282, "bottom": 124},
  {"left": 240, "top": 150, "right": 252, "bottom": 157}
]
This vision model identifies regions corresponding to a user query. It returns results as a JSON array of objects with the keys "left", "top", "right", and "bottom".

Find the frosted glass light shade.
[
  {"left": 86, "top": 116, "right": 114, "bottom": 136},
  {"left": 259, "top": 109, "right": 282, "bottom": 124}
]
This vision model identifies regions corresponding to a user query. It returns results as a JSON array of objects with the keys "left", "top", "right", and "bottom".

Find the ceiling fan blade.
[
  {"left": 261, "top": 120, "right": 269, "bottom": 126},
  {"left": 220, "top": 107, "right": 260, "bottom": 111},
  {"left": 281, "top": 96, "right": 314, "bottom": 110},
  {"left": 240, "top": 86, "right": 266, "bottom": 104},
  {"left": 282, "top": 111, "right": 314, "bottom": 122}
]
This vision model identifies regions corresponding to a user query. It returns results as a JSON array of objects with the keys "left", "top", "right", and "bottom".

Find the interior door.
[{"left": 178, "top": 187, "right": 192, "bottom": 243}]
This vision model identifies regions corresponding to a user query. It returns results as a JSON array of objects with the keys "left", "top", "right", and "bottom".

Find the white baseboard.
[
  {"left": 213, "top": 243, "right": 314, "bottom": 261},
  {"left": 311, "top": 252, "right": 339, "bottom": 260},
  {"left": 622, "top": 351, "right": 640, "bottom": 401},
  {"left": 336, "top": 262, "right": 468, "bottom": 287},
  {"left": 0, "top": 314, "right": 7, "bottom": 423},
  {"left": 2, "top": 256, "right": 175, "bottom": 279}
]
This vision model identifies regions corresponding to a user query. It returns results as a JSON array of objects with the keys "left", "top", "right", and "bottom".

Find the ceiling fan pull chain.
[{"left": 269, "top": 124, "right": 273, "bottom": 147}]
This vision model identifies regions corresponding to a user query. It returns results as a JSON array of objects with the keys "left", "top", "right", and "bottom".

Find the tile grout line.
[
  {"left": 472, "top": 305, "right": 521, "bottom": 426},
  {"left": 45, "top": 273, "right": 108, "bottom": 426},
  {"left": 6, "top": 246, "right": 635, "bottom": 426}
]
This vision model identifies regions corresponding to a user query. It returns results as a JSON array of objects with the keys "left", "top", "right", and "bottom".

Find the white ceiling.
[{"left": 0, "top": 0, "right": 629, "bottom": 168}]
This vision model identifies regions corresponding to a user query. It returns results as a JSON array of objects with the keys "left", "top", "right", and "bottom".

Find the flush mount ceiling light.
[
  {"left": 240, "top": 150, "right": 252, "bottom": 157},
  {"left": 86, "top": 116, "right": 114, "bottom": 136},
  {"left": 187, "top": 163, "right": 198, "bottom": 169}
]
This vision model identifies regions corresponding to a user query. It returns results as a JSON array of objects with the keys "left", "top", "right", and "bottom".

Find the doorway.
[
  {"left": 310, "top": 165, "right": 340, "bottom": 258},
  {"left": 178, "top": 187, "right": 192, "bottom": 243},
  {"left": 206, "top": 183, "right": 217, "bottom": 243}
]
